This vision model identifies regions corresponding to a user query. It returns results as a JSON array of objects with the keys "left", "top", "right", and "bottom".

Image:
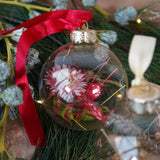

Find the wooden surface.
[{"left": 3, "top": 118, "right": 36, "bottom": 160}]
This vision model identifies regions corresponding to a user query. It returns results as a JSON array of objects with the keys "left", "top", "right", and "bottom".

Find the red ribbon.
[{"left": 0, "top": 10, "right": 93, "bottom": 147}]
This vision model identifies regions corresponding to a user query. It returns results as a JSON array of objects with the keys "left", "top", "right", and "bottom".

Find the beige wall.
[
  {"left": 36, "top": 0, "right": 160, "bottom": 12},
  {"left": 97, "top": 0, "right": 159, "bottom": 13}
]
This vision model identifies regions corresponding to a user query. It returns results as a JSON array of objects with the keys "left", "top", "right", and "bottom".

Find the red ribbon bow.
[{"left": 0, "top": 10, "right": 93, "bottom": 147}]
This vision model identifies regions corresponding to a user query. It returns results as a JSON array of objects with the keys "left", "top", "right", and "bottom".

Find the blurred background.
[{"left": 36, "top": 0, "right": 159, "bottom": 13}]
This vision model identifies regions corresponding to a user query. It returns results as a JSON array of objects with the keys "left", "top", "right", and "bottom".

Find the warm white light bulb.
[{"left": 136, "top": 18, "right": 141, "bottom": 24}]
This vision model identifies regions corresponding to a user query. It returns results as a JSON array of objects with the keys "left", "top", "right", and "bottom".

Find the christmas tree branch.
[
  {"left": 0, "top": 0, "right": 51, "bottom": 12},
  {"left": 0, "top": 33, "right": 15, "bottom": 38},
  {"left": 0, "top": 15, "right": 23, "bottom": 24},
  {"left": 94, "top": 5, "right": 111, "bottom": 20}
]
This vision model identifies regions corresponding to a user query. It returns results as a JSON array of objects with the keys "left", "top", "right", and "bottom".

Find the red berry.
[{"left": 86, "top": 83, "right": 101, "bottom": 100}]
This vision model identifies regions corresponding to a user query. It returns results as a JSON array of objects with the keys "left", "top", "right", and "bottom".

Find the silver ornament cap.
[{"left": 70, "top": 29, "right": 97, "bottom": 44}]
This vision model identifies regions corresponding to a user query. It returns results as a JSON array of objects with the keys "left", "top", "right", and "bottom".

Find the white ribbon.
[{"left": 128, "top": 35, "right": 156, "bottom": 86}]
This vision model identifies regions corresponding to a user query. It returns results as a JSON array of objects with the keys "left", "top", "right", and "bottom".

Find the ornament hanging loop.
[
  {"left": 63, "top": 41, "right": 74, "bottom": 61},
  {"left": 82, "top": 20, "right": 89, "bottom": 29}
]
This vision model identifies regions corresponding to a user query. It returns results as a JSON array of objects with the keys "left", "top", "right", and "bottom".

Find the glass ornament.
[
  {"left": 94, "top": 35, "right": 160, "bottom": 160},
  {"left": 39, "top": 29, "right": 128, "bottom": 130}
]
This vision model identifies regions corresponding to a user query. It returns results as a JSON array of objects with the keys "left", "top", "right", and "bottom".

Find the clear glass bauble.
[
  {"left": 94, "top": 85, "right": 160, "bottom": 160},
  {"left": 39, "top": 30, "right": 128, "bottom": 130}
]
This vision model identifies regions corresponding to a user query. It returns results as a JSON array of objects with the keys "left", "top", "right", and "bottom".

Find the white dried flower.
[
  {"left": 26, "top": 48, "right": 40, "bottom": 73},
  {"left": 28, "top": 10, "right": 41, "bottom": 19},
  {"left": 0, "top": 59, "right": 11, "bottom": 82},
  {"left": 45, "top": 64, "right": 87, "bottom": 103},
  {"left": 82, "top": 0, "right": 97, "bottom": 7},
  {"left": 52, "top": 0, "right": 68, "bottom": 6},
  {"left": 11, "top": 27, "right": 27, "bottom": 42},
  {"left": 99, "top": 30, "right": 117, "bottom": 45},
  {"left": 1, "top": 85, "right": 23, "bottom": 106}
]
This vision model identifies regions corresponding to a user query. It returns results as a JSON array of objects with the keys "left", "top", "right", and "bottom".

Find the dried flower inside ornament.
[{"left": 39, "top": 29, "right": 128, "bottom": 130}]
